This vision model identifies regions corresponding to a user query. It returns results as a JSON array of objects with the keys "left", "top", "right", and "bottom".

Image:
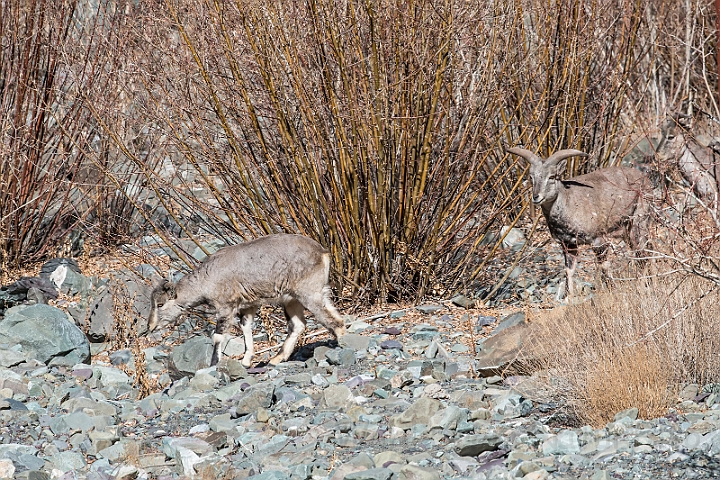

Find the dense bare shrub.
[
  {"left": 81, "top": 0, "right": 720, "bottom": 300},
  {"left": 0, "top": 0, "right": 143, "bottom": 266}
]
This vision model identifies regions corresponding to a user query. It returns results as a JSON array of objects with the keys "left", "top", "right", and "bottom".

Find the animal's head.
[
  {"left": 148, "top": 279, "right": 183, "bottom": 331},
  {"left": 506, "top": 147, "right": 588, "bottom": 205}
]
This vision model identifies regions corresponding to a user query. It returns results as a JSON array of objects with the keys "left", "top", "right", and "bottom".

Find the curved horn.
[
  {"left": 506, "top": 147, "right": 542, "bottom": 164},
  {"left": 546, "top": 149, "right": 588, "bottom": 165}
]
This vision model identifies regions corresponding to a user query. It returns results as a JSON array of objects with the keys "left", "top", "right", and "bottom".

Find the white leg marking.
[{"left": 241, "top": 312, "right": 255, "bottom": 368}]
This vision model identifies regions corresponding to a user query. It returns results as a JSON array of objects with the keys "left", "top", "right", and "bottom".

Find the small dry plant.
[
  {"left": 532, "top": 273, "right": 720, "bottom": 426},
  {"left": 110, "top": 279, "right": 155, "bottom": 399}
]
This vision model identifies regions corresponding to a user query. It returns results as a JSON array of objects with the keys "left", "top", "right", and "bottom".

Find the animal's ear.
[{"left": 163, "top": 280, "right": 177, "bottom": 299}]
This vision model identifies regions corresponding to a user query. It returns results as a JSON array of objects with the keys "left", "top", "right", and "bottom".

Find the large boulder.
[
  {"left": 0, "top": 304, "right": 90, "bottom": 365},
  {"left": 69, "top": 272, "right": 152, "bottom": 342}
]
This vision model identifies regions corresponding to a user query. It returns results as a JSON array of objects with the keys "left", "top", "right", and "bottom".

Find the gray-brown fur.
[
  {"left": 507, "top": 147, "right": 651, "bottom": 297},
  {"left": 661, "top": 113, "right": 720, "bottom": 205},
  {"left": 149, "top": 234, "right": 346, "bottom": 367}
]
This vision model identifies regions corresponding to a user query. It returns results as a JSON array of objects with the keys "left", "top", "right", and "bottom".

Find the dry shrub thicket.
[{"left": 85, "top": 0, "right": 719, "bottom": 300}]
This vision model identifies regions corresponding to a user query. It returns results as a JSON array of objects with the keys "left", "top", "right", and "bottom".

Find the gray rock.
[
  {"left": 0, "top": 459, "right": 14, "bottom": 479},
  {"left": 189, "top": 370, "right": 220, "bottom": 391},
  {"left": 399, "top": 465, "right": 440, "bottom": 480},
  {"left": 492, "top": 312, "right": 525, "bottom": 335},
  {"left": 247, "top": 471, "right": 290, "bottom": 480},
  {"left": 491, "top": 392, "right": 532, "bottom": 418},
  {"left": 429, "top": 405, "right": 466, "bottom": 430},
  {"left": 325, "top": 348, "right": 356, "bottom": 366},
  {"left": 614, "top": 407, "right": 639, "bottom": 421},
  {"left": 0, "top": 350, "right": 26, "bottom": 368},
  {"left": 49, "top": 411, "right": 95, "bottom": 434},
  {"left": 92, "top": 365, "right": 131, "bottom": 387},
  {"left": 51, "top": 451, "right": 86, "bottom": 472},
  {"left": 322, "top": 384, "right": 353, "bottom": 409},
  {"left": 454, "top": 433, "right": 503, "bottom": 456},
  {"left": 169, "top": 335, "right": 213, "bottom": 378},
  {"left": 233, "top": 382, "right": 275, "bottom": 415},
  {"left": 475, "top": 319, "right": 534, "bottom": 377},
  {"left": 89, "top": 430, "right": 119, "bottom": 453},
  {"left": 500, "top": 226, "right": 526, "bottom": 250},
  {"left": 192, "top": 239, "right": 226, "bottom": 262},
  {"left": 344, "top": 468, "right": 394, "bottom": 480},
  {"left": 209, "top": 413, "right": 237, "bottom": 432},
  {"left": 542, "top": 430, "right": 580, "bottom": 455},
  {"left": 0, "top": 444, "right": 37, "bottom": 458},
  {"left": 451, "top": 295, "right": 476, "bottom": 308},
  {"left": 162, "top": 436, "right": 214, "bottom": 458},
  {"left": 0, "top": 304, "right": 90, "bottom": 365},
  {"left": 416, "top": 304, "right": 444, "bottom": 315},
  {"left": 390, "top": 397, "right": 441, "bottom": 430},
  {"left": 380, "top": 340, "right": 403, "bottom": 351},
  {"left": 339, "top": 333, "right": 371, "bottom": 351}
]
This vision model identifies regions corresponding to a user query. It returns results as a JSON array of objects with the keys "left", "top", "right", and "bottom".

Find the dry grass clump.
[{"left": 532, "top": 273, "right": 720, "bottom": 426}]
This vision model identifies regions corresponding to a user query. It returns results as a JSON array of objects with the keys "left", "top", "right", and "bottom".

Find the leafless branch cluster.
[{"left": 2, "top": 0, "right": 718, "bottom": 301}]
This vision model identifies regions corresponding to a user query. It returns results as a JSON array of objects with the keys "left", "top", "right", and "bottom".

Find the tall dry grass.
[{"left": 532, "top": 274, "right": 720, "bottom": 426}]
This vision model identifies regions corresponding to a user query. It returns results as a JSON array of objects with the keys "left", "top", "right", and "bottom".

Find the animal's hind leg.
[
  {"left": 299, "top": 287, "right": 346, "bottom": 339},
  {"left": 211, "top": 308, "right": 234, "bottom": 366},
  {"left": 240, "top": 308, "right": 257, "bottom": 368},
  {"left": 270, "top": 299, "right": 306, "bottom": 366}
]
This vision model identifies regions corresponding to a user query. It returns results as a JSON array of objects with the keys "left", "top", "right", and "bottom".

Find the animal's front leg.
[
  {"left": 211, "top": 308, "right": 233, "bottom": 366},
  {"left": 563, "top": 245, "right": 579, "bottom": 298},
  {"left": 240, "top": 308, "right": 257, "bottom": 368}
]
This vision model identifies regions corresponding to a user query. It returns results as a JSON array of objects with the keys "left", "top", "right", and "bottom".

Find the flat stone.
[
  {"left": 454, "top": 433, "right": 503, "bottom": 456},
  {"left": 168, "top": 335, "right": 213, "bottom": 379},
  {"left": 344, "top": 468, "right": 394, "bottom": 480},
  {"left": 399, "top": 464, "right": 441, "bottom": 480},
  {"left": 92, "top": 365, "right": 131, "bottom": 386},
  {"left": 0, "top": 350, "right": 26, "bottom": 368},
  {"left": 162, "top": 436, "right": 214, "bottom": 458},
  {"left": 543, "top": 430, "right": 580, "bottom": 456},
  {"left": 451, "top": 295, "right": 476, "bottom": 308},
  {"left": 380, "top": 340, "right": 403, "bottom": 350},
  {"left": 0, "top": 459, "right": 15, "bottom": 479},
  {"left": 614, "top": 407, "right": 639, "bottom": 421},
  {"left": 390, "top": 397, "right": 441, "bottom": 430},
  {"left": 51, "top": 451, "right": 86, "bottom": 472},
  {"left": 374, "top": 451, "right": 406, "bottom": 468},
  {"left": 209, "top": 413, "right": 237, "bottom": 432},
  {"left": 339, "top": 333, "right": 371, "bottom": 351},
  {"left": 0, "top": 304, "right": 90, "bottom": 365},
  {"left": 416, "top": 304, "right": 444, "bottom": 314}
]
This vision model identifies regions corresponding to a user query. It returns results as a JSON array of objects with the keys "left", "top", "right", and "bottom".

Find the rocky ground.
[{"left": 1, "top": 237, "right": 720, "bottom": 479}]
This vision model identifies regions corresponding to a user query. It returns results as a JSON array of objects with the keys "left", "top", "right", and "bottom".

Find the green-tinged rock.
[
  {"left": 0, "top": 304, "right": 90, "bottom": 365},
  {"left": 454, "top": 433, "right": 503, "bottom": 456}
]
